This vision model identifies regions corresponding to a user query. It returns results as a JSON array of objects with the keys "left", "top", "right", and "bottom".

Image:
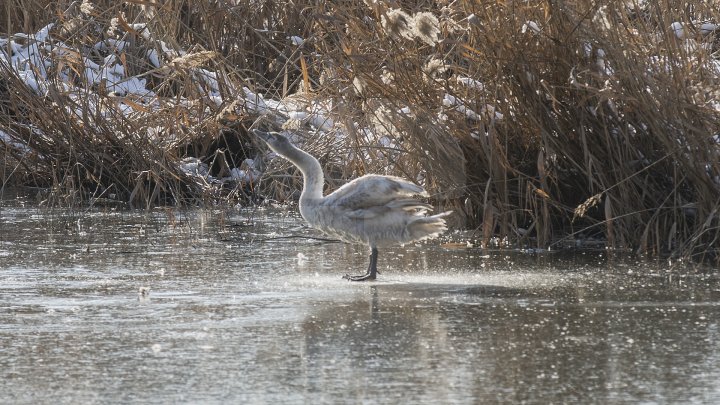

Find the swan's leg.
[{"left": 344, "top": 247, "right": 378, "bottom": 281}]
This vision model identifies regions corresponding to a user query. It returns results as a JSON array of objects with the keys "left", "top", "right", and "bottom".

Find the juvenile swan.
[{"left": 254, "top": 129, "right": 451, "bottom": 281}]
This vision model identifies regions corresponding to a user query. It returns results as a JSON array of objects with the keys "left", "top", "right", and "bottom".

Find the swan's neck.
[{"left": 283, "top": 146, "right": 324, "bottom": 202}]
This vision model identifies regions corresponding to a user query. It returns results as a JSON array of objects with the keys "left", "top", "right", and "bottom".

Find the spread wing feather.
[{"left": 323, "top": 174, "right": 428, "bottom": 211}]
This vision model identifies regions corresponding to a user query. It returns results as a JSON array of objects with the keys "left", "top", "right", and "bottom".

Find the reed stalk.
[{"left": 1, "top": 0, "right": 718, "bottom": 261}]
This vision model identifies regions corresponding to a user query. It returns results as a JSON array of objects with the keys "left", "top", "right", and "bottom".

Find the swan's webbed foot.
[
  {"left": 343, "top": 272, "right": 376, "bottom": 282},
  {"left": 343, "top": 246, "right": 379, "bottom": 282}
]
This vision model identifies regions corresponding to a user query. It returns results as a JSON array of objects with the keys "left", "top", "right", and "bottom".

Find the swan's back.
[{"left": 324, "top": 175, "right": 426, "bottom": 208}]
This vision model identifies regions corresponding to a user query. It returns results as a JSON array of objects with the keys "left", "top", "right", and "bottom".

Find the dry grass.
[{"left": 1, "top": 0, "right": 720, "bottom": 262}]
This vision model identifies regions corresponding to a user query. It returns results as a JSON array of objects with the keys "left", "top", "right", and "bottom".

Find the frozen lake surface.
[{"left": 1, "top": 207, "right": 719, "bottom": 404}]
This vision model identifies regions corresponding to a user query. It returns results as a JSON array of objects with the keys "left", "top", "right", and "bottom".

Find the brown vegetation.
[{"left": 1, "top": 1, "right": 719, "bottom": 262}]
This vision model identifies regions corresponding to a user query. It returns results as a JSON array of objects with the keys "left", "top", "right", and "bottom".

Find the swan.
[{"left": 253, "top": 129, "right": 451, "bottom": 281}]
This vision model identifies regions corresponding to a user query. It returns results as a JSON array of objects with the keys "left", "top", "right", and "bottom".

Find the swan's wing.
[
  {"left": 324, "top": 174, "right": 428, "bottom": 210},
  {"left": 344, "top": 206, "right": 389, "bottom": 219},
  {"left": 343, "top": 199, "right": 434, "bottom": 219}
]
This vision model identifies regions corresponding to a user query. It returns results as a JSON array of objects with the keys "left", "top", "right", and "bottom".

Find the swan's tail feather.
[{"left": 407, "top": 211, "right": 452, "bottom": 241}]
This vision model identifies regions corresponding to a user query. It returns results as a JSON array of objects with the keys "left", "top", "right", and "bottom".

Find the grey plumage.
[{"left": 253, "top": 129, "right": 451, "bottom": 281}]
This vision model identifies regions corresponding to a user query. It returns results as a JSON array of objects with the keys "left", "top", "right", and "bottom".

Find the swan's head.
[{"left": 252, "top": 130, "right": 297, "bottom": 156}]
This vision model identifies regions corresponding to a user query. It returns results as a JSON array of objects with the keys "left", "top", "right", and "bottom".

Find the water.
[{"left": 1, "top": 207, "right": 719, "bottom": 404}]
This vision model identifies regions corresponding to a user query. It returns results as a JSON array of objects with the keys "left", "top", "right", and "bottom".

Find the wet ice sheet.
[{"left": 1, "top": 207, "right": 719, "bottom": 404}]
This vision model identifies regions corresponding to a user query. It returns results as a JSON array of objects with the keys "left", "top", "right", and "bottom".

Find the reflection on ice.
[{"left": 0, "top": 208, "right": 719, "bottom": 403}]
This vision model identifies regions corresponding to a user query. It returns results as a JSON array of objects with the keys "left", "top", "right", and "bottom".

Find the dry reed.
[{"left": 1, "top": 0, "right": 719, "bottom": 262}]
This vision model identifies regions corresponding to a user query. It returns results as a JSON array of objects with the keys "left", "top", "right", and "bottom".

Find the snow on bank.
[
  {"left": 0, "top": 13, "right": 489, "bottom": 192},
  {"left": 178, "top": 156, "right": 261, "bottom": 186},
  {"left": 2, "top": 12, "right": 720, "bottom": 192},
  {"left": 0, "top": 21, "right": 266, "bottom": 188}
]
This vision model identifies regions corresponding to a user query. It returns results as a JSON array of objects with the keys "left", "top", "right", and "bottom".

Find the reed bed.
[{"left": 1, "top": 0, "right": 719, "bottom": 262}]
